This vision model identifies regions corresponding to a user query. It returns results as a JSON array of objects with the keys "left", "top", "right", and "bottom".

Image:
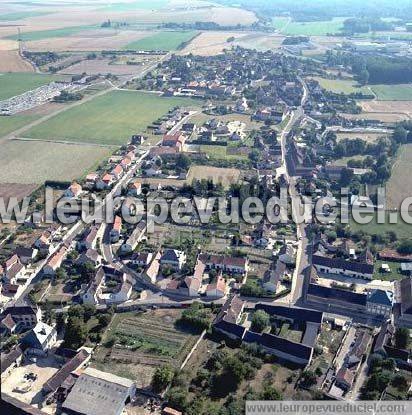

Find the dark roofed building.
[
  {"left": 42, "top": 349, "right": 91, "bottom": 396},
  {"left": 255, "top": 304, "right": 323, "bottom": 324},
  {"left": 398, "top": 277, "right": 412, "bottom": 327},
  {"left": 307, "top": 283, "right": 367, "bottom": 308},
  {"left": 1, "top": 344, "right": 23, "bottom": 377},
  {"left": 312, "top": 254, "right": 374, "bottom": 280}
]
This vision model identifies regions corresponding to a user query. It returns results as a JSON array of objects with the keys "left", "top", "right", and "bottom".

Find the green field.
[
  {"left": 348, "top": 212, "right": 411, "bottom": 240},
  {"left": 0, "top": 139, "right": 114, "bottom": 184},
  {"left": 374, "top": 260, "right": 406, "bottom": 282},
  {"left": 313, "top": 77, "right": 370, "bottom": 94},
  {"left": 7, "top": 25, "right": 96, "bottom": 41},
  {"left": 369, "top": 84, "right": 412, "bottom": 101},
  {"left": 273, "top": 17, "right": 345, "bottom": 36},
  {"left": 0, "top": 73, "right": 65, "bottom": 100},
  {"left": 0, "top": 114, "right": 37, "bottom": 138},
  {"left": 25, "top": 90, "right": 196, "bottom": 145},
  {"left": 314, "top": 77, "right": 412, "bottom": 100},
  {"left": 124, "top": 31, "right": 199, "bottom": 51},
  {"left": 0, "top": 11, "right": 49, "bottom": 21}
]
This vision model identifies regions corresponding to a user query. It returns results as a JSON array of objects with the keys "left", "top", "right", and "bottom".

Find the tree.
[
  {"left": 176, "top": 153, "right": 192, "bottom": 171},
  {"left": 397, "top": 240, "right": 412, "bottom": 256},
  {"left": 393, "top": 126, "right": 408, "bottom": 144},
  {"left": 97, "top": 313, "right": 112, "bottom": 328},
  {"left": 251, "top": 310, "right": 270, "bottom": 333},
  {"left": 391, "top": 374, "right": 408, "bottom": 391},
  {"left": 64, "top": 317, "right": 88, "bottom": 349},
  {"left": 152, "top": 365, "right": 174, "bottom": 392},
  {"left": 83, "top": 304, "right": 96, "bottom": 322},
  {"left": 260, "top": 385, "right": 282, "bottom": 400},
  {"left": 301, "top": 370, "right": 317, "bottom": 387},
  {"left": 394, "top": 328, "right": 410, "bottom": 349},
  {"left": 358, "top": 69, "right": 370, "bottom": 85}
]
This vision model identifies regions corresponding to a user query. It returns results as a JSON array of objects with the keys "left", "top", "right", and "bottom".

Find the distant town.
[{"left": 1, "top": 1, "right": 412, "bottom": 415}]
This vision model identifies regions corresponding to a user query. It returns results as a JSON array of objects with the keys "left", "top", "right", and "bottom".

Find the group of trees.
[
  {"left": 361, "top": 356, "right": 409, "bottom": 399},
  {"left": 63, "top": 304, "right": 112, "bottom": 350},
  {"left": 325, "top": 51, "right": 412, "bottom": 84},
  {"left": 177, "top": 302, "right": 212, "bottom": 332},
  {"left": 343, "top": 18, "right": 393, "bottom": 34}
]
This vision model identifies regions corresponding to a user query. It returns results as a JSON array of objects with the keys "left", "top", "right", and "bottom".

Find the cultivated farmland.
[
  {"left": 179, "top": 31, "right": 248, "bottom": 56},
  {"left": 92, "top": 309, "right": 199, "bottom": 387},
  {"left": 0, "top": 51, "right": 34, "bottom": 72},
  {"left": 25, "top": 90, "right": 197, "bottom": 145},
  {"left": 0, "top": 140, "right": 114, "bottom": 184},
  {"left": 386, "top": 144, "right": 412, "bottom": 211},
  {"left": 124, "top": 31, "right": 199, "bottom": 51},
  {"left": 0, "top": 73, "right": 65, "bottom": 100}
]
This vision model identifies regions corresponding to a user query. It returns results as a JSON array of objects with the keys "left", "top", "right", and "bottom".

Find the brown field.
[
  {"left": 360, "top": 100, "right": 412, "bottom": 119},
  {"left": 342, "top": 112, "right": 409, "bottom": 123},
  {"left": 187, "top": 165, "right": 241, "bottom": 188},
  {"left": 0, "top": 50, "right": 34, "bottom": 72},
  {"left": 0, "top": 183, "right": 38, "bottom": 203},
  {"left": 0, "top": 4, "right": 256, "bottom": 39},
  {"left": 386, "top": 144, "right": 412, "bottom": 211},
  {"left": 0, "top": 139, "right": 115, "bottom": 184},
  {"left": 336, "top": 131, "right": 388, "bottom": 143},
  {"left": 26, "top": 30, "right": 149, "bottom": 52},
  {"left": 179, "top": 31, "right": 248, "bottom": 56},
  {"left": 234, "top": 33, "right": 285, "bottom": 51}
]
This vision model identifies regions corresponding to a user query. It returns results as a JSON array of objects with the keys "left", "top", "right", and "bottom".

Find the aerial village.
[{"left": 1, "top": 44, "right": 412, "bottom": 415}]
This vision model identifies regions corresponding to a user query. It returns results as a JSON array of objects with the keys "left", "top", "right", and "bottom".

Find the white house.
[
  {"left": 23, "top": 322, "right": 57, "bottom": 353},
  {"left": 206, "top": 275, "right": 227, "bottom": 298},
  {"left": 160, "top": 249, "right": 187, "bottom": 271}
]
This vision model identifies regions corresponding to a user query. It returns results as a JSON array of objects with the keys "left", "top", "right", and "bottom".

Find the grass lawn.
[
  {"left": 273, "top": 17, "right": 345, "bottom": 36},
  {"left": 374, "top": 260, "right": 406, "bottom": 282},
  {"left": 0, "top": 114, "right": 37, "bottom": 138},
  {"left": 370, "top": 84, "right": 412, "bottom": 101},
  {"left": 0, "top": 73, "right": 65, "bottom": 100},
  {"left": 348, "top": 212, "right": 411, "bottom": 240},
  {"left": 7, "top": 25, "right": 96, "bottom": 41},
  {"left": 200, "top": 144, "right": 248, "bottom": 160},
  {"left": 313, "top": 77, "right": 370, "bottom": 94},
  {"left": 124, "top": 31, "right": 199, "bottom": 51},
  {"left": 25, "top": 90, "right": 197, "bottom": 145},
  {"left": 0, "top": 140, "right": 114, "bottom": 184}
]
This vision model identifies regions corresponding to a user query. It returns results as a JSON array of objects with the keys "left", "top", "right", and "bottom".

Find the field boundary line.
[
  {"left": 180, "top": 329, "right": 206, "bottom": 370},
  {"left": 11, "top": 136, "right": 118, "bottom": 148}
]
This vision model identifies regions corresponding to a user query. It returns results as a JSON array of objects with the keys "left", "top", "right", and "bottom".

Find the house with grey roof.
[
  {"left": 62, "top": 367, "right": 136, "bottom": 415},
  {"left": 312, "top": 254, "right": 374, "bottom": 280}
]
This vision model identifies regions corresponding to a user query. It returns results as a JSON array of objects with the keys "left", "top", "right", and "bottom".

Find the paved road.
[{"left": 278, "top": 76, "right": 311, "bottom": 305}]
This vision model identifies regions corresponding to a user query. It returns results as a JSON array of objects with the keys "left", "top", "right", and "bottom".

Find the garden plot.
[{"left": 92, "top": 309, "right": 198, "bottom": 388}]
